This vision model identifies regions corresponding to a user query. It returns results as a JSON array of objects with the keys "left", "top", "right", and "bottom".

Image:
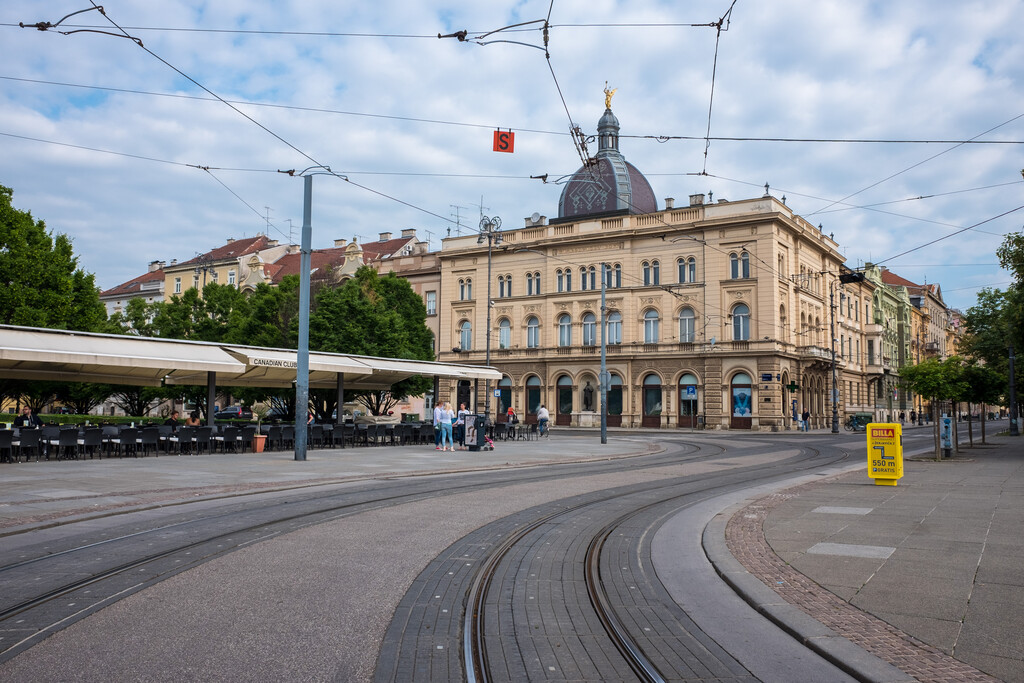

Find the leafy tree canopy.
[{"left": 0, "top": 184, "right": 106, "bottom": 331}]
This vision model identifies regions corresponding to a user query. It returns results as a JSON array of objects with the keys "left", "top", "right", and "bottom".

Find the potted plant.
[{"left": 251, "top": 405, "right": 270, "bottom": 453}]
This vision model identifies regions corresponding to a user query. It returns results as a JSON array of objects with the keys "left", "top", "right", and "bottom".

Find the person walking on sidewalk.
[
  {"left": 433, "top": 403, "right": 443, "bottom": 450},
  {"left": 801, "top": 409, "right": 810, "bottom": 432},
  {"left": 438, "top": 402, "right": 455, "bottom": 451},
  {"left": 455, "top": 403, "right": 470, "bottom": 450}
]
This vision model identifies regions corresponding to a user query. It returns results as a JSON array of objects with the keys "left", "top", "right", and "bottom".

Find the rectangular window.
[
  {"left": 425, "top": 291, "right": 436, "bottom": 315},
  {"left": 174, "top": 277, "right": 181, "bottom": 294},
  {"left": 211, "top": 270, "right": 219, "bottom": 283},
  {"left": 228, "top": 270, "right": 236, "bottom": 286}
]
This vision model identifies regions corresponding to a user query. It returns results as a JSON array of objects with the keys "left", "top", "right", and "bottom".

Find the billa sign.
[
  {"left": 866, "top": 423, "right": 904, "bottom": 486},
  {"left": 492, "top": 130, "right": 515, "bottom": 153}
]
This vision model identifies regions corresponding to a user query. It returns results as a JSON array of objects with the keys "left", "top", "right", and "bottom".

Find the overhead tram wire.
[
  {"left": 874, "top": 204, "right": 1024, "bottom": 267},
  {"left": 805, "top": 111, "right": 1024, "bottom": 218},
  {"left": 5, "top": 75, "right": 1021, "bottom": 147},
  {"left": 701, "top": 0, "right": 737, "bottom": 175},
  {"left": 19, "top": 3, "right": 459, "bottom": 229}
]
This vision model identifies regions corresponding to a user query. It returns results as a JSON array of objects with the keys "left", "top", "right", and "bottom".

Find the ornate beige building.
[{"left": 434, "top": 104, "right": 922, "bottom": 430}]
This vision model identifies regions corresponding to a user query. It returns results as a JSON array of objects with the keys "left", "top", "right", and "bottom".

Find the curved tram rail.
[{"left": 454, "top": 444, "right": 845, "bottom": 683}]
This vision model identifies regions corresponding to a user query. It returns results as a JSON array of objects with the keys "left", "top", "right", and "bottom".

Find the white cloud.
[{"left": 1, "top": 0, "right": 1022, "bottom": 310}]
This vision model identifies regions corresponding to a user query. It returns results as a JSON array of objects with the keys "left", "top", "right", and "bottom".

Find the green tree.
[
  {"left": 900, "top": 357, "right": 970, "bottom": 459},
  {"left": 0, "top": 185, "right": 106, "bottom": 330},
  {"left": 108, "top": 386, "right": 168, "bottom": 417},
  {"left": 961, "top": 362, "right": 1004, "bottom": 445},
  {"left": 57, "top": 382, "right": 115, "bottom": 416},
  {"left": 309, "top": 267, "right": 434, "bottom": 415}
]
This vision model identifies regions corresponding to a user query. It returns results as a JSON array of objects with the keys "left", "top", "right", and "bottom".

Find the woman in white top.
[{"left": 439, "top": 402, "right": 455, "bottom": 451}]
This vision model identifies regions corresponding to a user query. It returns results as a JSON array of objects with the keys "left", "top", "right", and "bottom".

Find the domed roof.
[{"left": 557, "top": 106, "right": 657, "bottom": 220}]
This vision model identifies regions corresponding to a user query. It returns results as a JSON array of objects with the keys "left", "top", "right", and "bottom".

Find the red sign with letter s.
[{"left": 492, "top": 130, "right": 515, "bottom": 153}]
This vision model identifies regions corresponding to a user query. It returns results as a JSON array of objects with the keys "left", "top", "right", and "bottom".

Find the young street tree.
[{"left": 900, "top": 357, "right": 969, "bottom": 460}]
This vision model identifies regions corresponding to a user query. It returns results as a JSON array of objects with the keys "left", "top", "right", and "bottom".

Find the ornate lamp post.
[{"left": 478, "top": 216, "right": 502, "bottom": 421}]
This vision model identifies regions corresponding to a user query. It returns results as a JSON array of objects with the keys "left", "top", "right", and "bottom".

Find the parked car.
[{"left": 214, "top": 405, "right": 253, "bottom": 420}]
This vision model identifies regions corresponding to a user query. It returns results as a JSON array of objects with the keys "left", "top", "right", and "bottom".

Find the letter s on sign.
[{"left": 492, "top": 130, "right": 515, "bottom": 153}]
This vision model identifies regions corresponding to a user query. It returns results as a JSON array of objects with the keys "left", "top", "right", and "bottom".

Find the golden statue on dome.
[{"left": 604, "top": 82, "right": 617, "bottom": 109}]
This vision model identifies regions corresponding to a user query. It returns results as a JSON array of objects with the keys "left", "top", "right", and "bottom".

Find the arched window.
[
  {"left": 465, "top": 278, "right": 473, "bottom": 299},
  {"left": 498, "top": 318, "right": 511, "bottom": 349},
  {"left": 525, "top": 273, "right": 533, "bottom": 296},
  {"left": 459, "top": 279, "right": 466, "bottom": 300},
  {"left": 582, "top": 312, "right": 597, "bottom": 346},
  {"left": 565, "top": 268, "right": 572, "bottom": 292},
  {"left": 526, "top": 316, "right": 540, "bottom": 348},
  {"left": 732, "top": 303, "right": 750, "bottom": 341},
  {"left": 678, "top": 307, "right": 695, "bottom": 343},
  {"left": 557, "top": 313, "right": 572, "bottom": 347},
  {"left": 644, "top": 309, "right": 660, "bottom": 343},
  {"left": 556, "top": 269, "right": 564, "bottom": 292},
  {"left": 687, "top": 257, "right": 696, "bottom": 283},
  {"left": 580, "top": 266, "right": 589, "bottom": 291},
  {"left": 613, "top": 263, "right": 622, "bottom": 288},
  {"left": 740, "top": 251, "right": 750, "bottom": 278},
  {"left": 587, "top": 266, "right": 596, "bottom": 290},
  {"left": 642, "top": 261, "right": 651, "bottom": 285},
  {"left": 497, "top": 275, "right": 506, "bottom": 298},
  {"left": 526, "top": 375, "right": 542, "bottom": 415},
  {"left": 779, "top": 304, "right": 787, "bottom": 341},
  {"left": 533, "top": 271, "right": 541, "bottom": 295},
  {"left": 677, "top": 258, "right": 688, "bottom": 283},
  {"left": 460, "top": 320, "right": 473, "bottom": 350},
  {"left": 607, "top": 311, "right": 622, "bottom": 344},
  {"left": 651, "top": 260, "right": 660, "bottom": 285},
  {"left": 730, "top": 253, "right": 739, "bottom": 279}
]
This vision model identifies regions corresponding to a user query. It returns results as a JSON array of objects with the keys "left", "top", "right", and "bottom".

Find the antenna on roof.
[
  {"left": 263, "top": 206, "right": 273, "bottom": 237},
  {"left": 425, "top": 229, "right": 435, "bottom": 250},
  {"left": 285, "top": 219, "right": 295, "bottom": 244},
  {"left": 450, "top": 205, "right": 469, "bottom": 236},
  {"left": 469, "top": 196, "right": 490, "bottom": 222}
]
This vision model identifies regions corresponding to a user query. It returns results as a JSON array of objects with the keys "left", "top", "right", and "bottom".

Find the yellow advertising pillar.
[{"left": 866, "top": 423, "right": 904, "bottom": 486}]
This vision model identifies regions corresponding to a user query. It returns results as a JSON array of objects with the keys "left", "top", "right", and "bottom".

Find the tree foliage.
[{"left": 0, "top": 185, "right": 106, "bottom": 331}]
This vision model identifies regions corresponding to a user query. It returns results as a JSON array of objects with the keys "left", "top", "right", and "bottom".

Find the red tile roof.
[
  {"left": 100, "top": 269, "right": 164, "bottom": 298},
  {"left": 269, "top": 247, "right": 349, "bottom": 284},
  {"left": 362, "top": 237, "right": 415, "bottom": 261},
  {"left": 879, "top": 269, "right": 920, "bottom": 289},
  {"left": 175, "top": 235, "right": 271, "bottom": 268}
]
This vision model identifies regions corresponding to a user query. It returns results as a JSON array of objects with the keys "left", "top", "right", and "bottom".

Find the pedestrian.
[
  {"left": 164, "top": 410, "right": 181, "bottom": 430},
  {"left": 455, "top": 402, "right": 471, "bottom": 450},
  {"left": 14, "top": 405, "right": 43, "bottom": 428},
  {"left": 801, "top": 410, "right": 810, "bottom": 432},
  {"left": 433, "top": 403, "right": 443, "bottom": 450},
  {"left": 439, "top": 402, "right": 455, "bottom": 451},
  {"left": 537, "top": 404, "right": 550, "bottom": 437},
  {"left": 899, "top": 411, "right": 905, "bottom": 424},
  {"left": 910, "top": 409, "right": 916, "bottom": 424}
]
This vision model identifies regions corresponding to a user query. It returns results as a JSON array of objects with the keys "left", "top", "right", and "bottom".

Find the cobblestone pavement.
[{"left": 726, "top": 477, "right": 1003, "bottom": 682}]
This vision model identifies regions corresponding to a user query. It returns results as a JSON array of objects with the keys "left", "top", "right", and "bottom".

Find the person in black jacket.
[{"left": 14, "top": 406, "right": 43, "bottom": 428}]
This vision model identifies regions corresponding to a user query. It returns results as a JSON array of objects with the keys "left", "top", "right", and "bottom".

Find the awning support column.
[
  {"left": 206, "top": 372, "right": 216, "bottom": 426},
  {"left": 336, "top": 372, "right": 345, "bottom": 449}
]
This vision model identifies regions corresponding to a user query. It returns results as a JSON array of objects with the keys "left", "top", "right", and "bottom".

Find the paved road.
[{"left": 0, "top": 422, "right": 1018, "bottom": 681}]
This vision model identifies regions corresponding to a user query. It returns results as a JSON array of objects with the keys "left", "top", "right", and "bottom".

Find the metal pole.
[
  {"left": 336, "top": 372, "right": 345, "bottom": 448},
  {"left": 830, "top": 281, "right": 839, "bottom": 433},
  {"left": 484, "top": 235, "right": 493, "bottom": 423},
  {"left": 206, "top": 372, "right": 216, "bottom": 426},
  {"left": 295, "top": 174, "right": 312, "bottom": 461},
  {"left": 600, "top": 262, "right": 607, "bottom": 444},
  {"left": 1010, "top": 345, "right": 1019, "bottom": 436}
]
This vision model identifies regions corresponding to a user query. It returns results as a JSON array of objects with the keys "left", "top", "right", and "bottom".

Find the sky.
[{"left": 2, "top": 0, "right": 1022, "bottom": 312}]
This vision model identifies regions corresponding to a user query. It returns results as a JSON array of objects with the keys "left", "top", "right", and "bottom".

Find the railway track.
[{"left": 378, "top": 441, "right": 850, "bottom": 682}]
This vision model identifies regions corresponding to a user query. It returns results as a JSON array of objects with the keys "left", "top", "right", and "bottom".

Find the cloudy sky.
[{"left": 2, "top": 0, "right": 1022, "bottom": 311}]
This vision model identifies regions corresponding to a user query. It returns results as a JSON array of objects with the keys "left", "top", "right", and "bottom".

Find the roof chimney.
[
  {"left": 334, "top": 238, "right": 348, "bottom": 248},
  {"left": 664, "top": 197, "right": 675, "bottom": 209},
  {"left": 401, "top": 228, "right": 416, "bottom": 239},
  {"left": 148, "top": 260, "right": 165, "bottom": 272},
  {"left": 379, "top": 231, "right": 392, "bottom": 242},
  {"left": 226, "top": 238, "right": 235, "bottom": 244},
  {"left": 688, "top": 194, "right": 704, "bottom": 206}
]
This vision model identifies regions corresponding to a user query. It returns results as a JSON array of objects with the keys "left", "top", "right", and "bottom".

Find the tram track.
[
  {"left": 383, "top": 441, "right": 850, "bottom": 682},
  {"left": 0, "top": 439, "right": 719, "bottom": 664}
]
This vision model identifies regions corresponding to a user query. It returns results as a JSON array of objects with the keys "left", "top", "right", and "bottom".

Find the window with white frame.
[
  {"left": 228, "top": 270, "right": 236, "bottom": 286},
  {"left": 678, "top": 307, "right": 695, "bottom": 343},
  {"left": 425, "top": 291, "right": 436, "bottom": 315},
  {"left": 607, "top": 311, "right": 622, "bottom": 344},
  {"left": 651, "top": 260, "right": 660, "bottom": 285},
  {"left": 732, "top": 303, "right": 750, "bottom": 340},
  {"left": 644, "top": 309, "right": 660, "bottom": 343},
  {"left": 582, "top": 312, "right": 596, "bottom": 346},
  {"left": 557, "top": 313, "right": 572, "bottom": 347},
  {"left": 526, "top": 316, "right": 540, "bottom": 348},
  {"left": 174, "top": 277, "right": 181, "bottom": 294},
  {"left": 459, "top": 320, "right": 472, "bottom": 350},
  {"left": 498, "top": 318, "right": 511, "bottom": 349}
]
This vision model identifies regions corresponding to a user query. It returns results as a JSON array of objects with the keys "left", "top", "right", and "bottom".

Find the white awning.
[{"left": 0, "top": 326, "right": 246, "bottom": 386}]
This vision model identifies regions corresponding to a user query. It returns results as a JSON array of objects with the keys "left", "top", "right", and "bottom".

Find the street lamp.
[
  {"left": 478, "top": 216, "right": 502, "bottom": 422},
  {"left": 834, "top": 270, "right": 866, "bottom": 434}
]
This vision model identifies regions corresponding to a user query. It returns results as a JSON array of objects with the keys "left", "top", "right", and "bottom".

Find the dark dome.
[{"left": 557, "top": 106, "right": 657, "bottom": 219}]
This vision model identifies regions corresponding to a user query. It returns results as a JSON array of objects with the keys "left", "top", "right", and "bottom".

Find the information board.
[{"left": 866, "top": 422, "right": 903, "bottom": 486}]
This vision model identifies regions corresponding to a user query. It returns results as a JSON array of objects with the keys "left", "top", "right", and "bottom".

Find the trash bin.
[{"left": 466, "top": 414, "right": 488, "bottom": 451}]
